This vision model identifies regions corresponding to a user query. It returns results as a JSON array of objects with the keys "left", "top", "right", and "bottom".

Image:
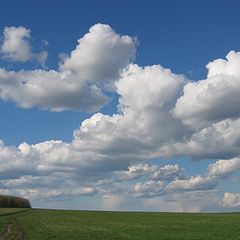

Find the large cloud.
[
  {"left": 60, "top": 23, "right": 136, "bottom": 87},
  {"left": 0, "top": 68, "right": 109, "bottom": 112},
  {"left": 0, "top": 136, "right": 237, "bottom": 212},
  {"left": 0, "top": 62, "right": 187, "bottom": 177},
  {"left": 166, "top": 118, "right": 240, "bottom": 159},
  {"left": 173, "top": 51, "right": 240, "bottom": 129},
  {"left": 0, "top": 26, "right": 47, "bottom": 63},
  {"left": 0, "top": 24, "right": 240, "bottom": 211},
  {"left": 208, "top": 157, "right": 240, "bottom": 177},
  {"left": 72, "top": 64, "right": 187, "bottom": 168},
  {"left": 0, "top": 24, "right": 136, "bottom": 112}
]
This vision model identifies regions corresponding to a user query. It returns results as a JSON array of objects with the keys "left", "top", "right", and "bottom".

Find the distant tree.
[{"left": 0, "top": 195, "right": 31, "bottom": 208}]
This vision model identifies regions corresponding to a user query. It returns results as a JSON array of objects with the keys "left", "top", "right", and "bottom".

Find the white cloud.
[
  {"left": 0, "top": 141, "right": 38, "bottom": 178},
  {"left": 0, "top": 136, "right": 233, "bottom": 211},
  {"left": 208, "top": 157, "right": 240, "bottom": 177},
  {"left": 152, "top": 164, "right": 185, "bottom": 181},
  {"left": 0, "top": 24, "right": 240, "bottom": 211},
  {"left": 173, "top": 51, "right": 240, "bottom": 129},
  {"left": 222, "top": 192, "right": 240, "bottom": 208},
  {"left": 0, "top": 24, "right": 136, "bottom": 112},
  {"left": 0, "top": 68, "right": 109, "bottom": 112},
  {"left": 116, "top": 163, "right": 184, "bottom": 181},
  {"left": 133, "top": 180, "right": 165, "bottom": 198},
  {"left": 73, "top": 64, "right": 187, "bottom": 159},
  {"left": 207, "top": 51, "right": 240, "bottom": 78},
  {"left": 0, "top": 26, "right": 47, "bottom": 63},
  {"left": 167, "top": 118, "right": 240, "bottom": 159},
  {"left": 60, "top": 23, "right": 136, "bottom": 88},
  {"left": 167, "top": 176, "right": 217, "bottom": 191}
]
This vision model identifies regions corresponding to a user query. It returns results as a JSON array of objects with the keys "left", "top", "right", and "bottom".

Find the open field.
[
  {"left": 0, "top": 208, "right": 29, "bottom": 216},
  {"left": 0, "top": 209, "right": 240, "bottom": 239}
]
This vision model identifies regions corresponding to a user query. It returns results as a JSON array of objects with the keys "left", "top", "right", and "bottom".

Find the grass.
[
  {"left": 0, "top": 208, "right": 28, "bottom": 215},
  {"left": 0, "top": 208, "right": 29, "bottom": 236},
  {"left": 0, "top": 215, "right": 7, "bottom": 232},
  {"left": 0, "top": 209, "right": 240, "bottom": 239}
]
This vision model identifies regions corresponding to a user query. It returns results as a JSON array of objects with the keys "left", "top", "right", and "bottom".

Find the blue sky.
[
  {"left": 1, "top": 0, "right": 240, "bottom": 145},
  {"left": 1, "top": 0, "right": 240, "bottom": 146},
  {"left": 0, "top": 0, "right": 240, "bottom": 211}
]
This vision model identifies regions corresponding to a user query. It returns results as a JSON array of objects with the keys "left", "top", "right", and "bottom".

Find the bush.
[{"left": 0, "top": 195, "right": 31, "bottom": 208}]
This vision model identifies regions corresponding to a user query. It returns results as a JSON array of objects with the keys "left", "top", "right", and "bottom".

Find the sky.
[{"left": 0, "top": 0, "right": 240, "bottom": 212}]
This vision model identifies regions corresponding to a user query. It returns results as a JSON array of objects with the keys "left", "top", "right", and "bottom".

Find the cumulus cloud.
[
  {"left": 0, "top": 26, "right": 47, "bottom": 63},
  {"left": 0, "top": 68, "right": 109, "bottom": 112},
  {"left": 0, "top": 24, "right": 240, "bottom": 211},
  {"left": 60, "top": 23, "right": 136, "bottom": 87},
  {"left": 116, "top": 163, "right": 185, "bottom": 181},
  {"left": 173, "top": 51, "right": 240, "bottom": 129},
  {"left": 0, "top": 136, "right": 234, "bottom": 210},
  {"left": 207, "top": 51, "right": 240, "bottom": 77},
  {"left": 0, "top": 24, "right": 136, "bottom": 112},
  {"left": 0, "top": 140, "right": 38, "bottom": 179},
  {"left": 222, "top": 192, "right": 240, "bottom": 208},
  {"left": 208, "top": 157, "right": 240, "bottom": 177},
  {"left": 167, "top": 118, "right": 240, "bottom": 159},
  {"left": 73, "top": 64, "right": 187, "bottom": 159},
  {"left": 151, "top": 164, "right": 185, "bottom": 181},
  {"left": 133, "top": 180, "right": 165, "bottom": 198},
  {"left": 167, "top": 176, "right": 217, "bottom": 191}
]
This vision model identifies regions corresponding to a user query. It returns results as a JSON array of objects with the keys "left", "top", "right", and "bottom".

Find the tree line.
[{"left": 0, "top": 195, "right": 31, "bottom": 208}]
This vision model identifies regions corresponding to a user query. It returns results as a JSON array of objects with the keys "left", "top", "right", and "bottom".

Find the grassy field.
[
  {"left": 0, "top": 209, "right": 240, "bottom": 239},
  {"left": 0, "top": 208, "right": 28, "bottom": 215}
]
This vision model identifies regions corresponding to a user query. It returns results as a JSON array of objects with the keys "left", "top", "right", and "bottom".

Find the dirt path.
[
  {"left": 14, "top": 218, "right": 27, "bottom": 240},
  {"left": 0, "top": 222, "right": 12, "bottom": 240},
  {"left": 0, "top": 218, "right": 27, "bottom": 240}
]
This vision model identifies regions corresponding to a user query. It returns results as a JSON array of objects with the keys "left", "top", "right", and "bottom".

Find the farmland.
[{"left": 0, "top": 208, "right": 240, "bottom": 239}]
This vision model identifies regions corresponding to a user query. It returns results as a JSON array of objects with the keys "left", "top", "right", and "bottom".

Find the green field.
[{"left": 0, "top": 208, "right": 240, "bottom": 239}]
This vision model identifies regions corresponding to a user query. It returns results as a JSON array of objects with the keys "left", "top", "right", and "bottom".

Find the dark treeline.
[{"left": 0, "top": 195, "right": 31, "bottom": 208}]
